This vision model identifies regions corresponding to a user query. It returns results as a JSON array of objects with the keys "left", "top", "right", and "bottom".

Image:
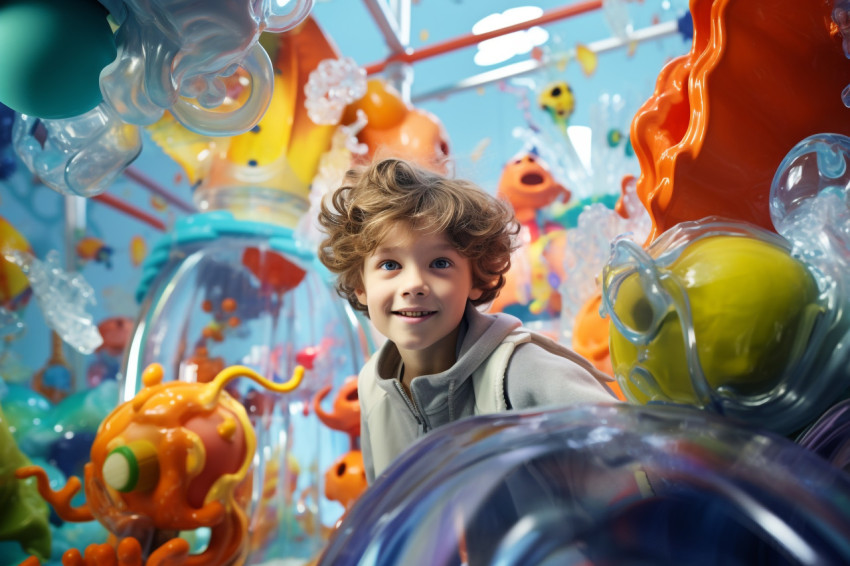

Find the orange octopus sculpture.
[
  {"left": 15, "top": 363, "right": 304, "bottom": 566},
  {"left": 313, "top": 377, "right": 360, "bottom": 446}
]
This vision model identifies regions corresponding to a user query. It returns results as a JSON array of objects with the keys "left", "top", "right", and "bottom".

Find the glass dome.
[{"left": 122, "top": 210, "right": 369, "bottom": 562}]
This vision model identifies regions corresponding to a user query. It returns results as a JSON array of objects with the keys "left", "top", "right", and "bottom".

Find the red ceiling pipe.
[
  {"left": 92, "top": 193, "right": 167, "bottom": 231},
  {"left": 123, "top": 166, "right": 196, "bottom": 214},
  {"left": 364, "top": 0, "right": 604, "bottom": 75}
]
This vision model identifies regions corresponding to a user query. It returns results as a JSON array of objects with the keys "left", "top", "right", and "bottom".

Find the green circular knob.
[{"left": 103, "top": 441, "right": 158, "bottom": 493}]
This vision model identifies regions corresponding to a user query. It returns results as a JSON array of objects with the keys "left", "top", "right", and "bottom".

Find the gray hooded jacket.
[{"left": 358, "top": 303, "right": 616, "bottom": 482}]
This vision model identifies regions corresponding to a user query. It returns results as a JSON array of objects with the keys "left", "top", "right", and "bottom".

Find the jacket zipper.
[{"left": 393, "top": 380, "right": 429, "bottom": 432}]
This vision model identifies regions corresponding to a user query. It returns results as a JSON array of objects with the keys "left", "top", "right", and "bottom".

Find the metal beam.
[
  {"left": 362, "top": 0, "right": 410, "bottom": 55},
  {"left": 411, "top": 20, "right": 681, "bottom": 104}
]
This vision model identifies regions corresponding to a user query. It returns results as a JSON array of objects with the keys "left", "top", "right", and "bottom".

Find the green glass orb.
[{"left": 0, "top": 0, "right": 116, "bottom": 119}]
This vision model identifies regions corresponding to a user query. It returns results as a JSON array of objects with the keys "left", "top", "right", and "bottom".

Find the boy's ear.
[
  {"left": 469, "top": 287, "right": 483, "bottom": 301},
  {"left": 355, "top": 288, "right": 368, "bottom": 305}
]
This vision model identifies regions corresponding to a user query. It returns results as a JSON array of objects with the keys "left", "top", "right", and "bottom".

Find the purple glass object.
[
  {"left": 320, "top": 403, "right": 850, "bottom": 566},
  {"left": 798, "top": 399, "right": 850, "bottom": 472}
]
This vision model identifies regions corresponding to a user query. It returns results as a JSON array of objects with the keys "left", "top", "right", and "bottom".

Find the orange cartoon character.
[
  {"left": 492, "top": 151, "right": 571, "bottom": 318},
  {"left": 16, "top": 363, "right": 304, "bottom": 566},
  {"left": 313, "top": 377, "right": 366, "bottom": 514},
  {"left": 313, "top": 376, "right": 360, "bottom": 446},
  {"left": 323, "top": 450, "right": 366, "bottom": 512},
  {"left": 497, "top": 150, "right": 571, "bottom": 240}
]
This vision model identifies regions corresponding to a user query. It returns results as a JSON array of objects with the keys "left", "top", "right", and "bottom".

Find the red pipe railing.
[
  {"left": 123, "top": 166, "right": 196, "bottom": 214},
  {"left": 364, "top": 0, "right": 603, "bottom": 75},
  {"left": 92, "top": 193, "right": 166, "bottom": 231}
]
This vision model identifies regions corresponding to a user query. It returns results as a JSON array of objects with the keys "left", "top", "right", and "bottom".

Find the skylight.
[{"left": 473, "top": 6, "right": 550, "bottom": 67}]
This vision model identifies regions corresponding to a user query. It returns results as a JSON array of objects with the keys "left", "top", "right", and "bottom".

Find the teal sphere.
[{"left": 0, "top": 0, "right": 116, "bottom": 119}]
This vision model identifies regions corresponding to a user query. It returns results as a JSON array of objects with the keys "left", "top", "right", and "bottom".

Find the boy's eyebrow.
[{"left": 373, "top": 241, "right": 457, "bottom": 254}]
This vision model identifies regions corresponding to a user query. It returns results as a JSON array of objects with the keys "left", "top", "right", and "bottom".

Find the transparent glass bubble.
[
  {"left": 263, "top": 0, "right": 315, "bottom": 32},
  {"left": 601, "top": 217, "right": 832, "bottom": 434},
  {"left": 13, "top": 104, "right": 142, "bottom": 197},
  {"left": 124, "top": 211, "right": 369, "bottom": 560},
  {"left": 100, "top": 0, "right": 313, "bottom": 136}
]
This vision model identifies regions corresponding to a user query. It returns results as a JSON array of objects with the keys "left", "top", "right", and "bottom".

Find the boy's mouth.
[{"left": 392, "top": 310, "right": 436, "bottom": 318}]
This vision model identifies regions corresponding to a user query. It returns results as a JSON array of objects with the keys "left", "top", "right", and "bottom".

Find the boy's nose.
[{"left": 401, "top": 270, "right": 429, "bottom": 296}]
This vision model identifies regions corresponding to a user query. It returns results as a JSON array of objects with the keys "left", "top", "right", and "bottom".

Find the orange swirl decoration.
[{"left": 632, "top": 0, "right": 850, "bottom": 241}]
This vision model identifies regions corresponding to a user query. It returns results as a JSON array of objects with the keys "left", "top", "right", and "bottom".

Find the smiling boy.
[{"left": 318, "top": 158, "right": 616, "bottom": 483}]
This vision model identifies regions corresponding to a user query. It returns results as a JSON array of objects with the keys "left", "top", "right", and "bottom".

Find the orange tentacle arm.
[
  {"left": 146, "top": 538, "right": 190, "bottom": 566},
  {"left": 17, "top": 557, "right": 41, "bottom": 566},
  {"left": 187, "top": 500, "right": 227, "bottom": 528},
  {"left": 313, "top": 385, "right": 345, "bottom": 430},
  {"left": 81, "top": 543, "right": 119, "bottom": 565},
  {"left": 184, "top": 506, "right": 247, "bottom": 566},
  {"left": 61, "top": 548, "right": 84, "bottom": 566},
  {"left": 115, "top": 538, "right": 144, "bottom": 566},
  {"left": 15, "top": 465, "right": 94, "bottom": 522}
]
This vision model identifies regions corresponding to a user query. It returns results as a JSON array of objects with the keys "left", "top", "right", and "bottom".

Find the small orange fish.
[
  {"left": 149, "top": 195, "right": 168, "bottom": 211},
  {"left": 324, "top": 449, "right": 367, "bottom": 510},
  {"left": 76, "top": 236, "right": 113, "bottom": 268}
]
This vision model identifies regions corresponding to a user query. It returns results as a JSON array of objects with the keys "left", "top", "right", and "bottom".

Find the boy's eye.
[
  {"left": 378, "top": 260, "right": 400, "bottom": 271},
  {"left": 432, "top": 258, "right": 452, "bottom": 269}
]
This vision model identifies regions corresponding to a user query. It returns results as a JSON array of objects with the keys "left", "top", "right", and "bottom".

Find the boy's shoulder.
[
  {"left": 508, "top": 327, "right": 577, "bottom": 358},
  {"left": 470, "top": 327, "right": 546, "bottom": 413},
  {"left": 357, "top": 341, "right": 399, "bottom": 405},
  {"left": 472, "top": 326, "right": 615, "bottom": 413},
  {"left": 506, "top": 328, "right": 611, "bottom": 381}
]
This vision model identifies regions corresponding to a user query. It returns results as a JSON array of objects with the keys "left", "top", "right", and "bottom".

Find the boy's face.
[{"left": 356, "top": 223, "right": 483, "bottom": 361}]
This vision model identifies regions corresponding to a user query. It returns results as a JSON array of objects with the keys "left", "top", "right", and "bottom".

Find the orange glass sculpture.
[{"left": 631, "top": 0, "right": 850, "bottom": 241}]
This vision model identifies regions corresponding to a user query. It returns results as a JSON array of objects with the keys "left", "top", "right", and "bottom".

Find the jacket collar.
[{"left": 373, "top": 303, "right": 522, "bottom": 401}]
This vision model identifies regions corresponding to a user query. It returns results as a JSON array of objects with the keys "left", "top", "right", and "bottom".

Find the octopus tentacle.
[{"left": 15, "top": 465, "right": 93, "bottom": 522}]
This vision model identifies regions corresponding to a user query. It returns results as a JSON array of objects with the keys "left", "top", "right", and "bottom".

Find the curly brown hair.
[{"left": 317, "top": 158, "right": 519, "bottom": 315}]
